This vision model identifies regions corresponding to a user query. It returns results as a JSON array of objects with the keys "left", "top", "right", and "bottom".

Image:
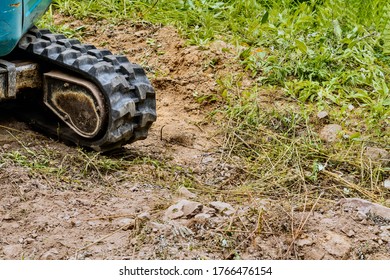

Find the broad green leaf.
[
  {"left": 295, "top": 39, "right": 308, "bottom": 54},
  {"left": 261, "top": 10, "right": 269, "bottom": 24}
]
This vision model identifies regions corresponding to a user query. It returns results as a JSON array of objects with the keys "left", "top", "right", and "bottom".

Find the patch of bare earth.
[{"left": 0, "top": 17, "right": 389, "bottom": 259}]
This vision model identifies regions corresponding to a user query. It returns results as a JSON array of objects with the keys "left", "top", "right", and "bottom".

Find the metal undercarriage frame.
[{"left": 0, "top": 59, "right": 107, "bottom": 139}]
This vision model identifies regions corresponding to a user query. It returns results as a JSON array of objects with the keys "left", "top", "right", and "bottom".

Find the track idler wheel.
[{"left": 43, "top": 71, "right": 107, "bottom": 138}]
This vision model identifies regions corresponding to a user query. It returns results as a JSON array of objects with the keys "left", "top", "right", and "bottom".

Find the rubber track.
[{"left": 17, "top": 27, "right": 156, "bottom": 151}]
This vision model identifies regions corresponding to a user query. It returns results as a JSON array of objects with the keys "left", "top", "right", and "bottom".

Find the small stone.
[
  {"left": 340, "top": 226, "right": 355, "bottom": 237},
  {"left": 194, "top": 213, "right": 212, "bottom": 220},
  {"left": 164, "top": 200, "right": 203, "bottom": 220},
  {"left": 345, "top": 230, "right": 355, "bottom": 237},
  {"left": 149, "top": 222, "right": 169, "bottom": 233},
  {"left": 380, "top": 225, "right": 390, "bottom": 232},
  {"left": 165, "top": 205, "right": 184, "bottom": 220},
  {"left": 364, "top": 147, "right": 389, "bottom": 162},
  {"left": 339, "top": 198, "right": 390, "bottom": 221},
  {"left": 317, "top": 111, "right": 328, "bottom": 119},
  {"left": 323, "top": 232, "right": 351, "bottom": 258},
  {"left": 384, "top": 179, "right": 390, "bottom": 190},
  {"left": 305, "top": 249, "right": 325, "bottom": 260},
  {"left": 134, "top": 30, "right": 148, "bottom": 37},
  {"left": 9, "top": 222, "right": 20, "bottom": 229},
  {"left": 201, "top": 206, "right": 216, "bottom": 215},
  {"left": 319, "top": 124, "right": 342, "bottom": 143},
  {"left": 137, "top": 212, "right": 151, "bottom": 221},
  {"left": 41, "top": 248, "right": 59, "bottom": 260},
  {"left": 25, "top": 238, "right": 35, "bottom": 244},
  {"left": 3, "top": 214, "right": 13, "bottom": 221},
  {"left": 209, "top": 201, "right": 235, "bottom": 216},
  {"left": 116, "top": 218, "right": 135, "bottom": 230},
  {"left": 201, "top": 156, "right": 214, "bottom": 164},
  {"left": 3, "top": 244, "right": 23, "bottom": 258},
  {"left": 177, "top": 187, "right": 196, "bottom": 199},
  {"left": 356, "top": 211, "right": 368, "bottom": 221},
  {"left": 296, "top": 237, "right": 314, "bottom": 247}
]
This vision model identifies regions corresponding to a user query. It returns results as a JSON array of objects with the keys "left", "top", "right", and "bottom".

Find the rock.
[
  {"left": 116, "top": 218, "right": 135, "bottom": 230},
  {"left": 134, "top": 30, "right": 148, "bottom": 37},
  {"left": 201, "top": 156, "right": 215, "bottom": 164},
  {"left": 149, "top": 222, "right": 170, "bottom": 233},
  {"left": 2, "top": 244, "right": 23, "bottom": 259},
  {"left": 137, "top": 212, "right": 151, "bottom": 221},
  {"left": 364, "top": 147, "right": 389, "bottom": 162},
  {"left": 379, "top": 226, "right": 390, "bottom": 241},
  {"left": 201, "top": 206, "right": 216, "bottom": 215},
  {"left": 194, "top": 213, "right": 212, "bottom": 220},
  {"left": 305, "top": 249, "right": 325, "bottom": 260},
  {"left": 319, "top": 124, "right": 342, "bottom": 143},
  {"left": 338, "top": 198, "right": 390, "bottom": 221},
  {"left": 356, "top": 210, "right": 368, "bottom": 221},
  {"left": 164, "top": 200, "right": 203, "bottom": 220},
  {"left": 177, "top": 187, "right": 196, "bottom": 199},
  {"left": 209, "top": 201, "right": 235, "bottom": 216},
  {"left": 24, "top": 238, "right": 35, "bottom": 245},
  {"left": 323, "top": 232, "right": 351, "bottom": 258},
  {"left": 41, "top": 248, "right": 59, "bottom": 260},
  {"left": 317, "top": 111, "right": 329, "bottom": 119},
  {"left": 341, "top": 228, "right": 355, "bottom": 237},
  {"left": 3, "top": 213, "right": 13, "bottom": 221},
  {"left": 296, "top": 237, "right": 314, "bottom": 247},
  {"left": 383, "top": 179, "right": 390, "bottom": 190}
]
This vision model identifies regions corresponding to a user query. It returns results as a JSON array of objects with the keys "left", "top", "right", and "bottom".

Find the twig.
[
  {"left": 84, "top": 214, "right": 135, "bottom": 221},
  {"left": 160, "top": 125, "right": 166, "bottom": 141},
  {"left": 7, "top": 131, "right": 35, "bottom": 155},
  {"left": 286, "top": 192, "right": 323, "bottom": 256},
  {"left": 321, "top": 169, "right": 377, "bottom": 201},
  {"left": 76, "top": 223, "right": 131, "bottom": 255},
  {"left": 142, "top": 0, "right": 159, "bottom": 17}
]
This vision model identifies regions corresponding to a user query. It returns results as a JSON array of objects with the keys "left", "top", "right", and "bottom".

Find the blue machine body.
[{"left": 0, "top": 0, "right": 52, "bottom": 56}]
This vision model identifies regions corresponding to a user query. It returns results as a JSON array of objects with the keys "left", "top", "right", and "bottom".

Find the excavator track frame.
[{"left": 15, "top": 27, "right": 156, "bottom": 151}]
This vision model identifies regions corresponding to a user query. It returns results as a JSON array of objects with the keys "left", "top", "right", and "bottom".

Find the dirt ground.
[{"left": 1, "top": 17, "right": 390, "bottom": 260}]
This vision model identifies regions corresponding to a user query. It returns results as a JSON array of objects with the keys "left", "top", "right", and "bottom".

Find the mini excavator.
[{"left": 0, "top": 0, "right": 156, "bottom": 151}]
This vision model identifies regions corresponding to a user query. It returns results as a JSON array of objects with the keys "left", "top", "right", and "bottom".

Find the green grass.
[
  {"left": 40, "top": 0, "right": 389, "bottom": 203},
  {"left": 48, "top": 0, "right": 389, "bottom": 135}
]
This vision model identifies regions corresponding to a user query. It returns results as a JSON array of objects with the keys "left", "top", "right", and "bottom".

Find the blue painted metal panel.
[
  {"left": 0, "top": 0, "right": 51, "bottom": 57},
  {"left": 23, "top": 0, "right": 52, "bottom": 33},
  {"left": 0, "top": 1, "right": 23, "bottom": 56}
]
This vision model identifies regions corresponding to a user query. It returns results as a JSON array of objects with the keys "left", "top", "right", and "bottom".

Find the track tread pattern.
[{"left": 17, "top": 27, "right": 156, "bottom": 151}]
